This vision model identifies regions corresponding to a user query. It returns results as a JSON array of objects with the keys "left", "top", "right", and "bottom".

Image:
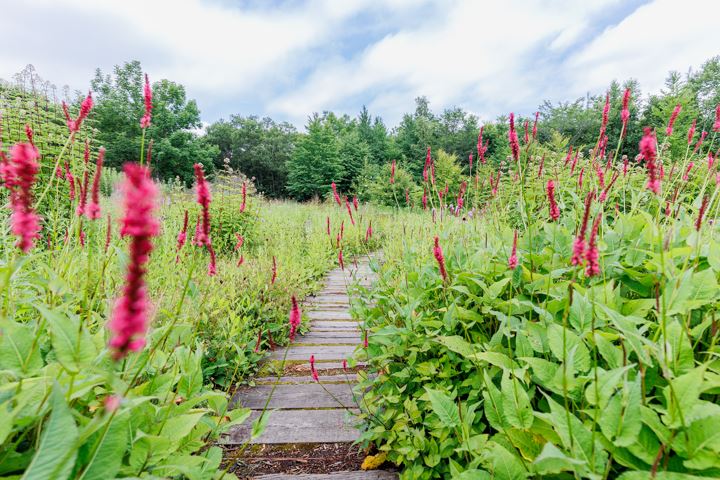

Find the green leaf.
[
  {"left": 482, "top": 442, "right": 527, "bottom": 480},
  {"left": 251, "top": 411, "right": 272, "bottom": 440},
  {"left": 22, "top": 385, "right": 78, "bottom": 480},
  {"left": 37, "top": 306, "right": 97, "bottom": 374},
  {"left": 546, "top": 323, "right": 590, "bottom": 373},
  {"left": 617, "top": 472, "right": 708, "bottom": 480},
  {"left": 568, "top": 292, "right": 593, "bottom": 334},
  {"left": 77, "top": 412, "right": 129, "bottom": 480},
  {"left": 533, "top": 443, "right": 585, "bottom": 475},
  {"left": 482, "top": 372, "right": 507, "bottom": 431},
  {"left": 0, "top": 320, "right": 43, "bottom": 375},
  {"left": 500, "top": 371, "right": 533, "bottom": 430},
  {"left": 453, "top": 469, "right": 491, "bottom": 480},
  {"left": 598, "top": 377, "right": 642, "bottom": 447},
  {"left": 424, "top": 387, "right": 459, "bottom": 427},
  {"left": 485, "top": 278, "right": 511, "bottom": 299},
  {"left": 663, "top": 366, "right": 704, "bottom": 428},
  {"left": 435, "top": 336, "right": 475, "bottom": 357}
]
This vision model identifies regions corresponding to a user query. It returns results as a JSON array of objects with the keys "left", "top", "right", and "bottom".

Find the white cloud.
[
  {"left": 266, "top": 0, "right": 628, "bottom": 124},
  {"left": 564, "top": 0, "right": 719, "bottom": 97},
  {"left": 1, "top": 0, "right": 717, "bottom": 127}
]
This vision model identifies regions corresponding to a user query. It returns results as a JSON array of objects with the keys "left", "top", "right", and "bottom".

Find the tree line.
[{"left": 14, "top": 57, "right": 717, "bottom": 200}]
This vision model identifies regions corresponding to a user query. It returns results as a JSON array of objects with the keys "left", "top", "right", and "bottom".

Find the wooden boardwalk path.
[{"left": 224, "top": 257, "right": 396, "bottom": 479}]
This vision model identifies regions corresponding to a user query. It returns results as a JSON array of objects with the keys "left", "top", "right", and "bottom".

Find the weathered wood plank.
[
  {"left": 307, "top": 311, "right": 354, "bottom": 320},
  {"left": 267, "top": 345, "right": 356, "bottom": 361},
  {"left": 253, "top": 471, "right": 398, "bottom": 479},
  {"left": 253, "top": 374, "right": 362, "bottom": 384},
  {"left": 233, "top": 383, "right": 356, "bottom": 409},
  {"left": 294, "top": 335, "right": 360, "bottom": 345},
  {"left": 297, "top": 330, "right": 361, "bottom": 339},
  {"left": 222, "top": 409, "right": 359, "bottom": 444},
  {"left": 311, "top": 321, "right": 361, "bottom": 328}
]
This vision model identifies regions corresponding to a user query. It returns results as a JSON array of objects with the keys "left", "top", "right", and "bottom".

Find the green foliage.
[
  {"left": 286, "top": 114, "right": 344, "bottom": 200},
  {"left": 353, "top": 132, "right": 720, "bottom": 478},
  {"left": 204, "top": 116, "right": 297, "bottom": 197},
  {"left": 90, "top": 60, "right": 216, "bottom": 183}
]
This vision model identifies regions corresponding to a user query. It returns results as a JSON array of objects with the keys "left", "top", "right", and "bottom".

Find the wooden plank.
[
  {"left": 253, "top": 374, "right": 362, "bottom": 384},
  {"left": 267, "top": 345, "right": 356, "bottom": 361},
  {"left": 295, "top": 336, "right": 360, "bottom": 345},
  {"left": 254, "top": 471, "right": 398, "bottom": 479},
  {"left": 311, "top": 321, "right": 361, "bottom": 328},
  {"left": 232, "top": 383, "right": 357, "bottom": 409},
  {"left": 286, "top": 361, "right": 365, "bottom": 372},
  {"left": 298, "top": 330, "right": 361, "bottom": 339},
  {"left": 222, "top": 409, "right": 359, "bottom": 444},
  {"left": 308, "top": 311, "right": 354, "bottom": 320}
]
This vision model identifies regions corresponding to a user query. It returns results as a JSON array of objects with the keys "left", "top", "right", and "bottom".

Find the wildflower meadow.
[{"left": 1, "top": 36, "right": 720, "bottom": 480}]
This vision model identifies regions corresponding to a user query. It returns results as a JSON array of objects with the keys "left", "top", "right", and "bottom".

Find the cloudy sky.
[{"left": 2, "top": 0, "right": 718, "bottom": 128}]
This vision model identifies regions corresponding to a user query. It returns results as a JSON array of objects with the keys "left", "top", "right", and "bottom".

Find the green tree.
[
  {"left": 205, "top": 116, "right": 296, "bottom": 197},
  {"left": 90, "top": 60, "right": 215, "bottom": 182},
  {"left": 286, "top": 115, "right": 343, "bottom": 200}
]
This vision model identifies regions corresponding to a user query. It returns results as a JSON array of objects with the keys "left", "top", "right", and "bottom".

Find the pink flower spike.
[
  {"left": 289, "top": 296, "right": 301, "bottom": 341},
  {"left": 271, "top": 255, "right": 277, "bottom": 284},
  {"left": 640, "top": 128, "right": 660, "bottom": 195},
  {"left": 331, "top": 182, "right": 341, "bottom": 206},
  {"left": 696, "top": 196, "right": 709, "bottom": 231},
  {"left": 584, "top": 215, "right": 601, "bottom": 277},
  {"left": 310, "top": 355, "right": 319, "bottom": 382},
  {"left": 547, "top": 179, "right": 560, "bottom": 221},
  {"left": 86, "top": 147, "right": 105, "bottom": 220},
  {"left": 193, "top": 163, "right": 212, "bottom": 247},
  {"left": 24, "top": 124, "right": 34, "bottom": 146},
  {"left": 239, "top": 182, "right": 247, "bottom": 213},
  {"left": 390, "top": 160, "right": 396, "bottom": 184},
  {"left": 140, "top": 74, "right": 152, "bottom": 128},
  {"left": 365, "top": 221, "right": 372, "bottom": 242},
  {"left": 621, "top": 88, "right": 631, "bottom": 126},
  {"left": 108, "top": 163, "right": 159, "bottom": 360},
  {"left": 714, "top": 104, "right": 720, "bottom": 132},
  {"left": 338, "top": 249, "right": 344, "bottom": 270},
  {"left": 666, "top": 104, "right": 681, "bottom": 136},
  {"left": 234, "top": 233, "right": 244, "bottom": 251},
  {"left": 3, "top": 143, "right": 42, "bottom": 252},
  {"left": 571, "top": 192, "right": 593, "bottom": 266},
  {"left": 508, "top": 230, "right": 518, "bottom": 270},
  {"left": 687, "top": 119, "right": 696, "bottom": 145},
  {"left": 532, "top": 112, "right": 539, "bottom": 140},
  {"left": 433, "top": 236, "right": 447, "bottom": 281},
  {"left": 508, "top": 113, "right": 520, "bottom": 162}
]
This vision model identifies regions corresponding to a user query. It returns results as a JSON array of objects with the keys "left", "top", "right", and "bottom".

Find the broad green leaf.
[
  {"left": 453, "top": 469, "right": 491, "bottom": 480},
  {"left": 568, "top": 292, "right": 593, "bottom": 334},
  {"left": 533, "top": 442, "right": 585, "bottom": 475},
  {"left": 424, "top": 387, "right": 459, "bottom": 427},
  {"left": 77, "top": 412, "right": 129, "bottom": 480},
  {"left": 482, "top": 372, "right": 507, "bottom": 431},
  {"left": 546, "top": 323, "right": 590, "bottom": 373},
  {"left": 0, "top": 321, "right": 43, "bottom": 375},
  {"left": 37, "top": 306, "right": 96, "bottom": 374},
  {"left": 663, "top": 366, "right": 704, "bottom": 428},
  {"left": 22, "top": 385, "right": 78, "bottom": 480},
  {"left": 500, "top": 371, "right": 533, "bottom": 430},
  {"left": 482, "top": 442, "right": 527, "bottom": 480},
  {"left": 158, "top": 410, "right": 207, "bottom": 440},
  {"left": 617, "top": 472, "right": 708, "bottom": 479},
  {"left": 584, "top": 365, "right": 632, "bottom": 408},
  {"left": 435, "top": 336, "right": 475, "bottom": 357},
  {"left": 598, "top": 377, "right": 642, "bottom": 447},
  {"left": 251, "top": 411, "right": 272, "bottom": 440}
]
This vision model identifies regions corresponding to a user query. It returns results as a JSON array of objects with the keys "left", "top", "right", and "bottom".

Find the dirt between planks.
[{"left": 221, "top": 442, "right": 396, "bottom": 478}]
